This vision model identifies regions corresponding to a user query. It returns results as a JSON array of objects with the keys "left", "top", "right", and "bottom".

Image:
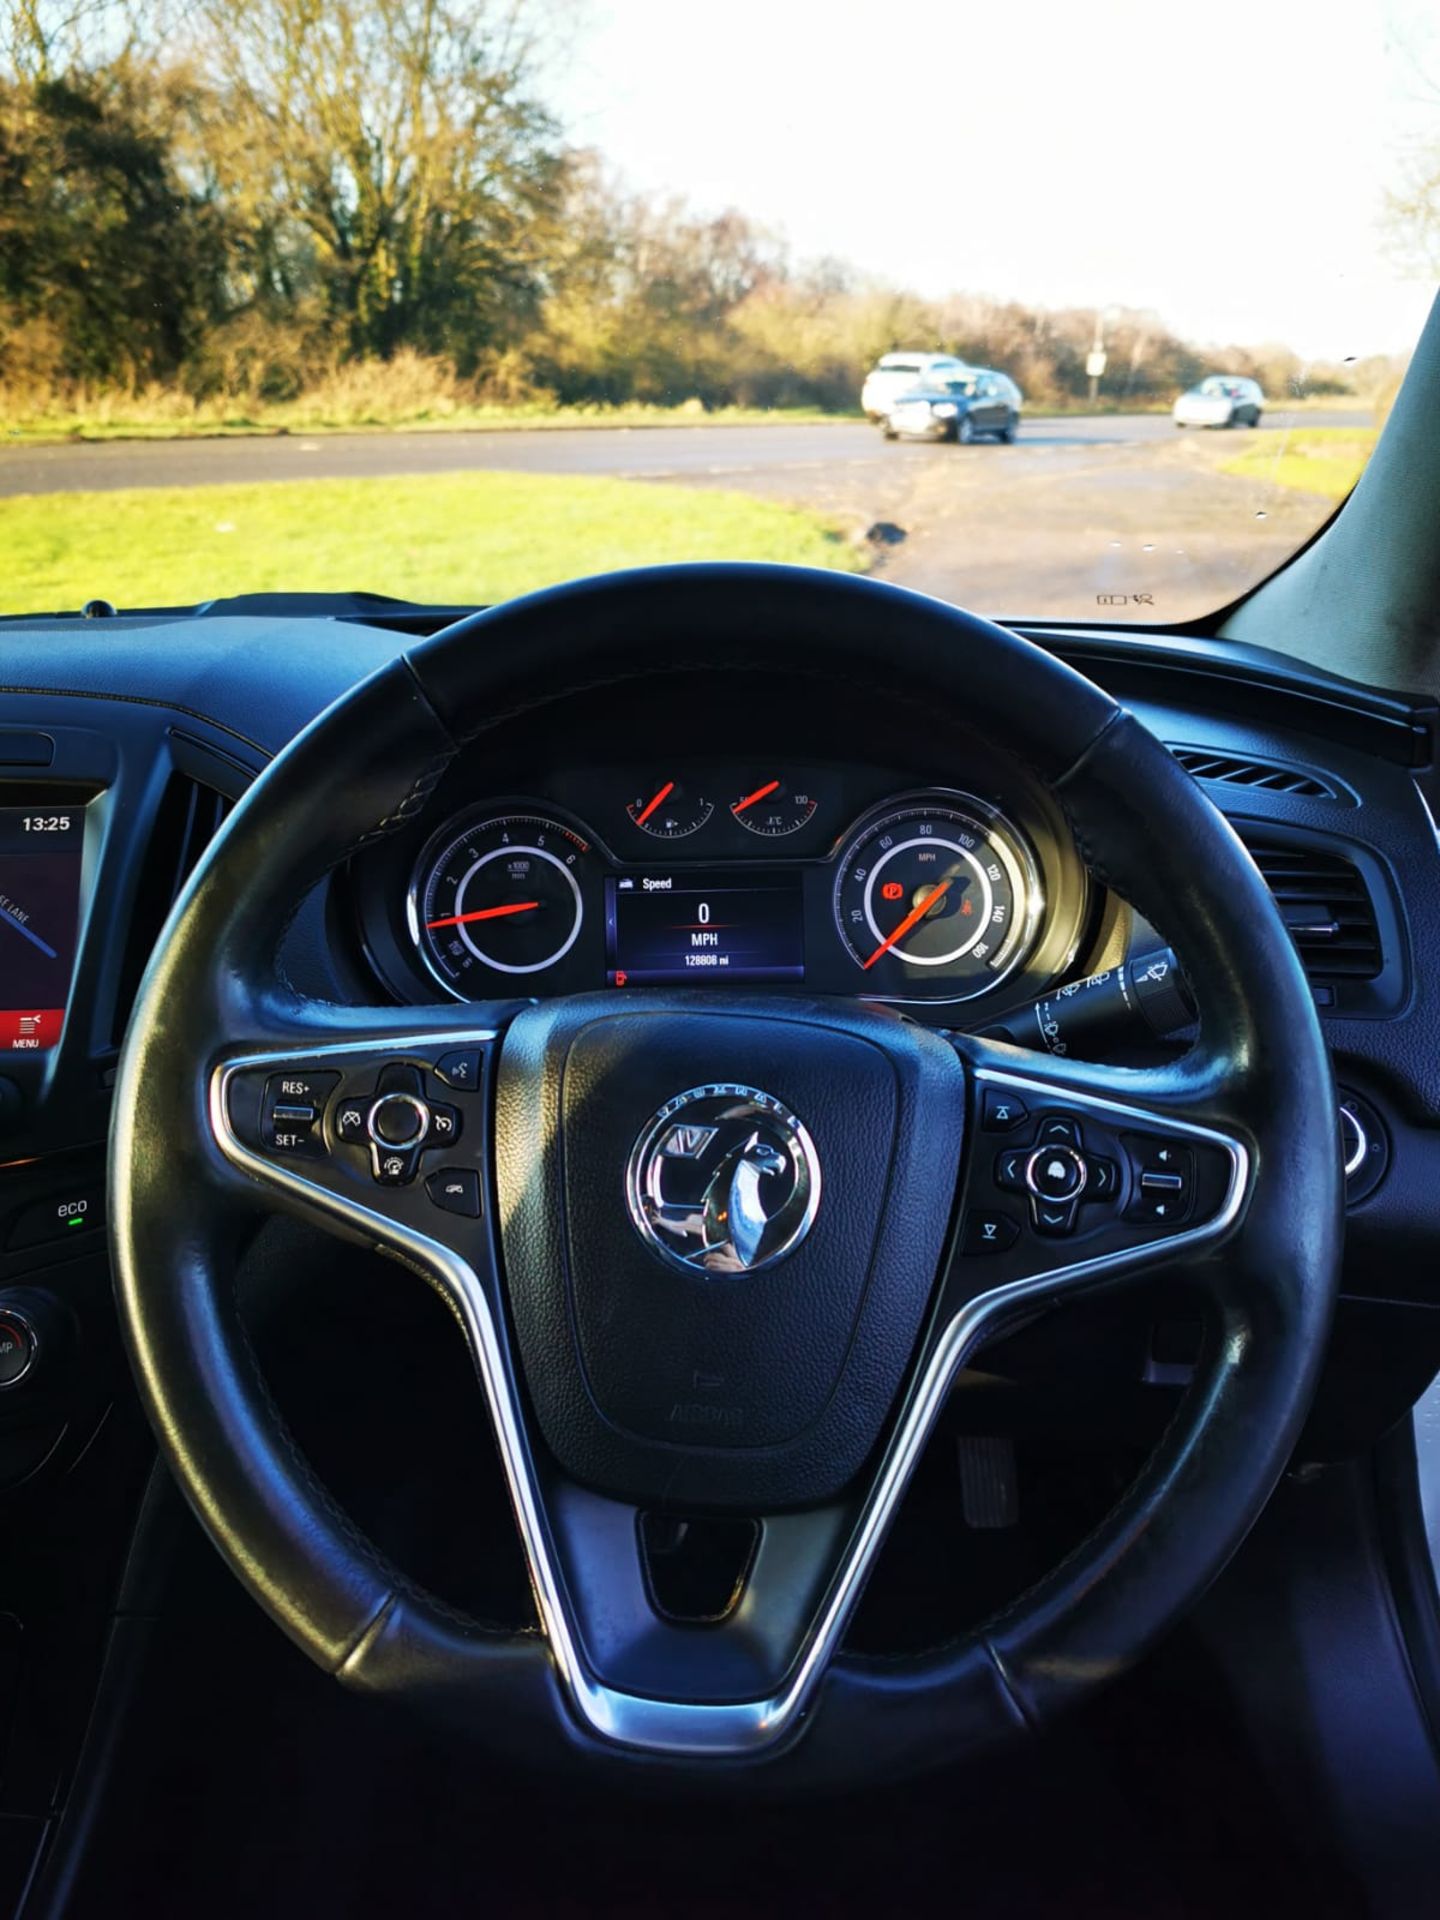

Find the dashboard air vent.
[
  {"left": 111, "top": 773, "right": 231, "bottom": 1042},
  {"left": 1236, "top": 832, "right": 1382, "bottom": 982},
  {"left": 1169, "top": 745, "right": 1336, "bottom": 800}
]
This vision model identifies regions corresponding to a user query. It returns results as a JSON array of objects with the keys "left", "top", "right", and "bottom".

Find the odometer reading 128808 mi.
[{"left": 833, "top": 798, "right": 1041, "bottom": 1002}]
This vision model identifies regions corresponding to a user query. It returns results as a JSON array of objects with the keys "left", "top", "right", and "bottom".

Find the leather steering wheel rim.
[{"left": 109, "top": 564, "right": 1342, "bottom": 1789}]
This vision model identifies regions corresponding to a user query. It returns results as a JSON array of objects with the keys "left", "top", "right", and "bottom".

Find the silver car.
[{"left": 1173, "top": 375, "right": 1265, "bottom": 428}]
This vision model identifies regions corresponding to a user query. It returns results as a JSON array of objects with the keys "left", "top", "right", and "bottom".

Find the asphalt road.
[
  {"left": 0, "top": 410, "right": 1370, "bottom": 622},
  {"left": 0, "top": 410, "right": 1368, "bottom": 497}
]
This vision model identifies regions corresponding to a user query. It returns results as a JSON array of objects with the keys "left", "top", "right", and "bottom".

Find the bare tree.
[
  {"left": 1386, "top": 148, "right": 1440, "bottom": 277},
  {"left": 181, "top": 0, "right": 570, "bottom": 362},
  {"left": 2, "top": 0, "right": 153, "bottom": 79},
  {"left": 1382, "top": 29, "right": 1440, "bottom": 277}
]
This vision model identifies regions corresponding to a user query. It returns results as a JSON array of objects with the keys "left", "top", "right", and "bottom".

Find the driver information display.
[
  {"left": 0, "top": 805, "right": 84, "bottom": 1050},
  {"left": 606, "top": 869, "right": 804, "bottom": 987}
]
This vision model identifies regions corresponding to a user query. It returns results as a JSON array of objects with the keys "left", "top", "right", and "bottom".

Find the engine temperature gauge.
[{"left": 729, "top": 778, "right": 819, "bottom": 837}]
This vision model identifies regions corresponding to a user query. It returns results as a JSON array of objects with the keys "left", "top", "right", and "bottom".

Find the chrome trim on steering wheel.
[{"left": 210, "top": 1041, "right": 1250, "bottom": 1759}]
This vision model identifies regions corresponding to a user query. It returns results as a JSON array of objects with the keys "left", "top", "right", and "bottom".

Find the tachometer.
[
  {"left": 833, "top": 796, "right": 1041, "bottom": 1001},
  {"left": 410, "top": 811, "right": 592, "bottom": 992}
]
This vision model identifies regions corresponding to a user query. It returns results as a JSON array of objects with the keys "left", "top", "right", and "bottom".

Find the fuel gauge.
[{"left": 627, "top": 780, "right": 713, "bottom": 839}]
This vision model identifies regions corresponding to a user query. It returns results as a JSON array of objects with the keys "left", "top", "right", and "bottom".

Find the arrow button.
[{"left": 962, "top": 1210, "right": 1020, "bottom": 1254}]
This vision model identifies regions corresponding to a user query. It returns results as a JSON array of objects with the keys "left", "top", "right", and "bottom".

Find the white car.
[
  {"left": 1173, "top": 375, "right": 1265, "bottom": 429},
  {"left": 861, "top": 352, "right": 970, "bottom": 420}
]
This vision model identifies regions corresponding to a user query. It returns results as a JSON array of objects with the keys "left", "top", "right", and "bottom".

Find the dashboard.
[
  {"left": 356, "top": 766, "right": 1087, "bottom": 1014},
  {"left": 2, "top": 598, "right": 1440, "bottom": 1406}
]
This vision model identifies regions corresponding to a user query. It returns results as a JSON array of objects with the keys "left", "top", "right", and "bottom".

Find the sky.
[{"left": 546, "top": 0, "right": 1439, "bottom": 361}]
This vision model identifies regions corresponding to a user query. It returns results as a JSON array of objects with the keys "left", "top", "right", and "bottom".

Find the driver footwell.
[{"left": 31, "top": 1227, "right": 1362, "bottom": 1919}]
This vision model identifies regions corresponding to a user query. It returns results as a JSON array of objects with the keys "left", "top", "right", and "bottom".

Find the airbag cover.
[{"left": 495, "top": 994, "right": 965, "bottom": 1509}]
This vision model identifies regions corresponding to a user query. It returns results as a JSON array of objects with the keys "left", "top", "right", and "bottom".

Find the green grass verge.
[
  {"left": 0, "top": 468, "right": 865, "bottom": 614},
  {"left": 1218, "top": 427, "right": 1377, "bottom": 502}
]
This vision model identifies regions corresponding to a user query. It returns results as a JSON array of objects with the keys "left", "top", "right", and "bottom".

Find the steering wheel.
[{"left": 110, "top": 565, "right": 1340, "bottom": 1788}]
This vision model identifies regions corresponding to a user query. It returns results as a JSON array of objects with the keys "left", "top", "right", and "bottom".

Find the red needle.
[
  {"left": 732, "top": 779, "right": 781, "bottom": 816},
  {"left": 634, "top": 781, "right": 675, "bottom": 826},
  {"left": 861, "top": 880, "right": 953, "bottom": 971},
  {"left": 426, "top": 900, "right": 539, "bottom": 929}
]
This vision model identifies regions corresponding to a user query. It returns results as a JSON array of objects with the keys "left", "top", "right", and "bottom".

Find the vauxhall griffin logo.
[{"left": 626, "top": 1085, "right": 822, "bottom": 1275}]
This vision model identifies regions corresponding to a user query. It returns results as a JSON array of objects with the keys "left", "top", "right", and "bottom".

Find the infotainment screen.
[
  {"left": 0, "top": 805, "right": 84, "bottom": 1050},
  {"left": 606, "top": 868, "right": 804, "bottom": 987}
]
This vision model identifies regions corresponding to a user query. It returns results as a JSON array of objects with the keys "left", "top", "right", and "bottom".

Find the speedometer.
[
  {"left": 833, "top": 796, "right": 1042, "bottom": 1001},
  {"left": 409, "top": 810, "right": 593, "bottom": 994}
]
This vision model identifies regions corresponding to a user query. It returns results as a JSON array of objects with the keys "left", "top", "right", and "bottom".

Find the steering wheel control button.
[
  {"left": 433, "top": 1048, "right": 482, "bottom": 1091},
  {"left": 1128, "top": 1192, "right": 1186, "bottom": 1225},
  {"left": 425, "top": 1167, "right": 482, "bottom": 1217},
  {"left": 962, "top": 1209, "right": 1020, "bottom": 1254},
  {"left": 333, "top": 1096, "right": 369, "bottom": 1143},
  {"left": 426, "top": 1102, "right": 462, "bottom": 1147},
  {"left": 1032, "top": 1196, "right": 1080, "bottom": 1235},
  {"left": 373, "top": 1145, "right": 421, "bottom": 1186},
  {"left": 368, "top": 1093, "right": 430, "bottom": 1150},
  {"left": 1084, "top": 1155, "right": 1119, "bottom": 1201},
  {"left": 1036, "top": 1114, "right": 1082, "bottom": 1148},
  {"left": 0, "top": 1310, "right": 36, "bottom": 1387},
  {"left": 1122, "top": 1140, "right": 1195, "bottom": 1225},
  {"left": 994, "top": 1147, "right": 1028, "bottom": 1189},
  {"left": 1140, "top": 1171, "right": 1184, "bottom": 1193},
  {"left": 1142, "top": 1143, "right": 1192, "bottom": 1181},
  {"left": 1024, "top": 1145, "right": 1086, "bottom": 1203},
  {"left": 1120, "top": 1140, "right": 1191, "bottom": 1224},
  {"left": 377, "top": 1061, "right": 425, "bottom": 1097},
  {"left": 981, "top": 1089, "right": 1028, "bottom": 1132},
  {"left": 261, "top": 1070, "right": 338, "bottom": 1154}
]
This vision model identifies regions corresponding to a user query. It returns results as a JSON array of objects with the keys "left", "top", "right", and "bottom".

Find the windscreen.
[{"left": 0, "top": 0, "right": 1434, "bottom": 629}]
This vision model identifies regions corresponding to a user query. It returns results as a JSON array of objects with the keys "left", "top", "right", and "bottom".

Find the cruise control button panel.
[
  {"left": 223, "top": 1043, "right": 488, "bottom": 1222},
  {"left": 961, "top": 1080, "right": 1239, "bottom": 1276}
]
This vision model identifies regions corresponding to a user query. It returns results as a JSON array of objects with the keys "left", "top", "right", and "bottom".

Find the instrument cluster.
[{"left": 357, "top": 760, "right": 1089, "bottom": 1017}]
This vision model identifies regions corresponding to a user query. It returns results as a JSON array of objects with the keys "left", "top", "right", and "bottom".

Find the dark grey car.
[{"left": 883, "top": 369, "right": 1022, "bottom": 443}]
